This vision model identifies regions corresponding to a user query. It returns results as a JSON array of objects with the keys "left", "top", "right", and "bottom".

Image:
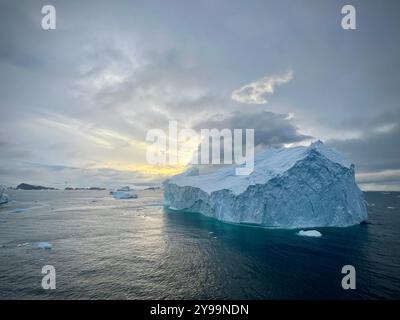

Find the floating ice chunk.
[
  {"left": 17, "top": 242, "right": 30, "bottom": 247},
  {"left": 0, "top": 185, "right": 9, "bottom": 205},
  {"left": 112, "top": 191, "right": 138, "bottom": 199},
  {"left": 297, "top": 230, "right": 322, "bottom": 237},
  {"left": 167, "top": 206, "right": 180, "bottom": 211},
  {"left": 387, "top": 206, "right": 396, "bottom": 209},
  {"left": 37, "top": 242, "right": 52, "bottom": 250}
]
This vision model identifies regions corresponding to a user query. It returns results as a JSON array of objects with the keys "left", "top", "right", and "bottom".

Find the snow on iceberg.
[
  {"left": 112, "top": 191, "right": 138, "bottom": 199},
  {"left": 164, "top": 141, "right": 368, "bottom": 228},
  {"left": 297, "top": 230, "right": 322, "bottom": 237},
  {"left": 0, "top": 185, "right": 9, "bottom": 205}
]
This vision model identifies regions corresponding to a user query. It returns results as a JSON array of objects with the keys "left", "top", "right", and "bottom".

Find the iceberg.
[
  {"left": 112, "top": 191, "right": 138, "bottom": 199},
  {"left": 0, "top": 185, "right": 9, "bottom": 205},
  {"left": 164, "top": 141, "right": 367, "bottom": 228},
  {"left": 297, "top": 230, "right": 322, "bottom": 237},
  {"left": 37, "top": 242, "right": 52, "bottom": 249}
]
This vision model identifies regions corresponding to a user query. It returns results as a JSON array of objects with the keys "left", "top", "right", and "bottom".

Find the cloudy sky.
[{"left": 0, "top": 0, "right": 399, "bottom": 190}]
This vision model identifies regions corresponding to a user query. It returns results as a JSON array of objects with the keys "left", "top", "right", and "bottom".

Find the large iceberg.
[
  {"left": 164, "top": 141, "right": 367, "bottom": 228},
  {"left": 0, "top": 185, "right": 8, "bottom": 205}
]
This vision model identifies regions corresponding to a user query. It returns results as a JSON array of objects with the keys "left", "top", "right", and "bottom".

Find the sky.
[{"left": 0, "top": 0, "right": 399, "bottom": 190}]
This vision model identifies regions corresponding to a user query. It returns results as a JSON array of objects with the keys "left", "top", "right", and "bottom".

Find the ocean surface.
[{"left": 0, "top": 189, "right": 399, "bottom": 299}]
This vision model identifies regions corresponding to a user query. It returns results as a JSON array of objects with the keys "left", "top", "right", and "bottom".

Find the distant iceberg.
[
  {"left": 37, "top": 242, "right": 52, "bottom": 250},
  {"left": 164, "top": 141, "right": 367, "bottom": 228},
  {"left": 17, "top": 242, "right": 30, "bottom": 247},
  {"left": 112, "top": 191, "right": 138, "bottom": 199},
  {"left": 0, "top": 185, "right": 8, "bottom": 205}
]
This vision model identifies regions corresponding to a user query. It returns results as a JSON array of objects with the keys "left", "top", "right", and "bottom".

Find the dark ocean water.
[{"left": 0, "top": 190, "right": 399, "bottom": 299}]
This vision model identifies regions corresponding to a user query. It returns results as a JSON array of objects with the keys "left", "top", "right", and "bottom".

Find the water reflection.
[{"left": 0, "top": 190, "right": 399, "bottom": 299}]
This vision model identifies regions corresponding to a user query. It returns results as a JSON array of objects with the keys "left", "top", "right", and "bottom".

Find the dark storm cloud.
[
  {"left": 328, "top": 123, "right": 400, "bottom": 172},
  {"left": 326, "top": 107, "right": 400, "bottom": 173},
  {"left": 335, "top": 108, "right": 400, "bottom": 132},
  {"left": 194, "top": 111, "right": 313, "bottom": 148}
]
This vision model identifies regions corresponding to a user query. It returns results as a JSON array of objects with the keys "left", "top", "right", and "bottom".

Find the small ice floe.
[
  {"left": 17, "top": 242, "right": 30, "bottom": 247},
  {"left": 37, "top": 242, "right": 52, "bottom": 250},
  {"left": 366, "top": 202, "right": 375, "bottom": 207},
  {"left": 387, "top": 206, "right": 396, "bottom": 209},
  {"left": 168, "top": 206, "right": 182, "bottom": 211},
  {"left": 112, "top": 191, "right": 138, "bottom": 199},
  {"left": 297, "top": 230, "right": 322, "bottom": 238},
  {"left": 11, "top": 208, "right": 25, "bottom": 213}
]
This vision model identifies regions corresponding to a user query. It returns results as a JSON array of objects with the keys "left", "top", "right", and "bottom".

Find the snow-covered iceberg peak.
[
  {"left": 307, "top": 140, "right": 352, "bottom": 169},
  {"left": 164, "top": 141, "right": 367, "bottom": 228}
]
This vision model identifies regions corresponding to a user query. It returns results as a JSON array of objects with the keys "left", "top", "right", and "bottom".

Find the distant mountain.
[{"left": 16, "top": 183, "right": 57, "bottom": 190}]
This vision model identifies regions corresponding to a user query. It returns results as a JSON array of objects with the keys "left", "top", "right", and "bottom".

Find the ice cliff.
[
  {"left": 0, "top": 185, "right": 9, "bottom": 205},
  {"left": 163, "top": 141, "right": 367, "bottom": 228}
]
